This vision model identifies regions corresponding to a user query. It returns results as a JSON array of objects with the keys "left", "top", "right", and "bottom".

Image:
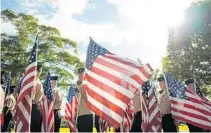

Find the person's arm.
[{"left": 77, "top": 85, "right": 87, "bottom": 102}]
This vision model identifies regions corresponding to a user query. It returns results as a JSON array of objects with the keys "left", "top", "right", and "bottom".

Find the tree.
[
  {"left": 1, "top": 9, "right": 84, "bottom": 89},
  {"left": 162, "top": 0, "right": 211, "bottom": 96}
]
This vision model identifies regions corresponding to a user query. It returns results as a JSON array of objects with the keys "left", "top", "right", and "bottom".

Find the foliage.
[
  {"left": 1, "top": 9, "right": 84, "bottom": 89},
  {"left": 162, "top": 0, "right": 211, "bottom": 96}
]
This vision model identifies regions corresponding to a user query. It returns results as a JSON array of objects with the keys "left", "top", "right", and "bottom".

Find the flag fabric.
[
  {"left": 14, "top": 35, "right": 38, "bottom": 132},
  {"left": 165, "top": 73, "right": 211, "bottom": 130},
  {"left": 40, "top": 72, "right": 54, "bottom": 132},
  {"left": 99, "top": 117, "right": 110, "bottom": 133},
  {"left": 82, "top": 38, "right": 153, "bottom": 128},
  {"left": 65, "top": 85, "right": 78, "bottom": 132},
  {"left": 121, "top": 100, "right": 134, "bottom": 132},
  {"left": 141, "top": 82, "right": 162, "bottom": 132},
  {"left": 194, "top": 81, "right": 211, "bottom": 105}
]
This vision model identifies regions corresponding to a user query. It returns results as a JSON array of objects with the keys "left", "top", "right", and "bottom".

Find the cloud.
[{"left": 16, "top": 0, "right": 192, "bottom": 69}]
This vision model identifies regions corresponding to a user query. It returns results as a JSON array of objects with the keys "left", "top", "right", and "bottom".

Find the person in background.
[
  {"left": 157, "top": 76, "right": 177, "bottom": 132},
  {"left": 31, "top": 64, "right": 44, "bottom": 132},
  {"left": 185, "top": 79, "right": 205, "bottom": 132},
  {"left": 130, "top": 90, "right": 142, "bottom": 132},
  {"left": 76, "top": 68, "right": 93, "bottom": 132},
  {"left": 51, "top": 75, "right": 62, "bottom": 132},
  {"left": 2, "top": 86, "right": 16, "bottom": 132}
]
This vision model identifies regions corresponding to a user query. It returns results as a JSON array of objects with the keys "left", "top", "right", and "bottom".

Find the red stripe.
[
  {"left": 186, "top": 89, "right": 211, "bottom": 107},
  {"left": 171, "top": 99, "right": 211, "bottom": 117},
  {"left": 84, "top": 74, "right": 130, "bottom": 104},
  {"left": 16, "top": 86, "right": 34, "bottom": 104},
  {"left": 22, "top": 65, "right": 36, "bottom": 81},
  {"left": 15, "top": 96, "right": 32, "bottom": 132},
  {"left": 87, "top": 101, "right": 120, "bottom": 128},
  {"left": 86, "top": 86, "right": 125, "bottom": 117},
  {"left": 104, "top": 54, "right": 151, "bottom": 79},
  {"left": 171, "top": 107, "right": 211, "bottom": 124},
  {"left": 173, "top": 115, "right": 211, "bottom": 130},
  {"left": 95, "top": 57, "right": 145, "bottom": 85},
  {"left": 91, "top": 65, "right": 138, "bottom": 94}
]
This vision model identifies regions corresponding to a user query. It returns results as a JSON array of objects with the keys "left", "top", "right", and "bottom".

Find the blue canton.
[
  {"left": 165, "top": 73, "right": 187, "bottom": 100},
  {"left": 85, "top": 38, "right": 110, "bottom": 70},
  {"left": 142, "top": 82, "right": 150, "bottom": 95},
  {"left": 43, "top": 72, "right": 53, "bottom": 100},
  {"left": 29, "top": 34, "right": 38, "bottom": 64},
  {"left": 67, "top": 84, "right": 77, "bottom": 102}
]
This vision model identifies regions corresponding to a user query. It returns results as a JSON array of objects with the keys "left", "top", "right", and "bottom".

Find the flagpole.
[{"left": 75, "top": 91, "right": 81, "bottom": 129}]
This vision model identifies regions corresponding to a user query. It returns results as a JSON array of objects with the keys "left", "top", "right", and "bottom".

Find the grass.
[{"left": 11, "top": 124, "right": 189, "bottom": 132}]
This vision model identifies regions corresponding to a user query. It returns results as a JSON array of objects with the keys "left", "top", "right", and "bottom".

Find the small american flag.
[
  {"left": 40, "top": 72, "right": 54, "bottom": 132},
  {"left": 14, "top": 34, "right": 38, "bottom": 132},
  {"left": 165, "top": 73, "right": 211, "bottom": 131},
  {"left": 65, "top": 84, "right": 78, "bottom": 132},
  {"left": 121, "top": 100, "right": 134, "bottom": 132},
  {"left": 141, "top": 82, "right": 162, "bottom": 132},
  {"left": 82, "top": 38, "right": 153, "bottom": 128}
]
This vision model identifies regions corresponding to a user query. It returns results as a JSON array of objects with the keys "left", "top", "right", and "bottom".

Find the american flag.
[
  {"left": 82, "top": 38, "right": 153, "bottom": 128},
  {"left": 121, "top": 100, "right": 134, "bottom": 132},
  {"left": 165, "top": 73, "right": 211, "bottom": 131},
  {"left": 40, "top": 72, "right": 54, "bottom": 132},
  {"left": 65, "top": 84, "right": 78, "bottom": 132},
  {"left": 99, "top": 117, "right": 110, "bottom": 133},
  {"left": 14, "top": 35, "right": 38, "bottom": 132},
  {"left": 141, "top": 82, "right": 162, "bottom": 132}
]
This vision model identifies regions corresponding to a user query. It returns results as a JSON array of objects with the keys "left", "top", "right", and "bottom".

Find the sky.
[{"left": 1, "top": 0, "right": 192, "bottom": 70}]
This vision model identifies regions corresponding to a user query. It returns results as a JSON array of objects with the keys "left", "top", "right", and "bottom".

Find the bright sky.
[{"left": 1, "top": 0, "right": 192, "bottom": 70}]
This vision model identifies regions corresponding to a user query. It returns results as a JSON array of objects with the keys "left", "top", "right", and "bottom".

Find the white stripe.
[
  {"left": 20, "top": 80, "right": 36, "bottom": 96},
  {"left": 41, "top": 123, "right": 44, "bottom": 132},
  {"left": 186, "top": 91, "right": 211, "bottom": 111},
  {"left": 25, "top": 94, "right": 31, "bottom": 106},
  {"left": 65, "top": 104, "right": 72, "bottom": 118},
  {"left": 18, "top": 100, "right": 30, "bottom": 124},
  {"left": 105, "top": 54, "right": 141, "bottom": 66},
  {"left": 85, "top": 70, "right": 134, "bottom": 99},
  {"left": 94, "top": 61, "right": 140, "bottom": 89},
  {"left": 172, "top": 111, "right": 211, "bottom": 127},
  {"left": 149, "top": 107, "right": 159, "bottom": 122},
  {"left": 44, "top": 97, "right": 48, "bottom": 131},
  {"left": 87, "top": 94, "right": 123, "bottom": 123},
  {"left": 98, "top": 55, "right": 148, "bottom": 82},
  {"left": 84, "top": 80, "right": 127, "bottom": 110},
  {"left": 48, "top": 102, "right": 54, "bottom": 131},
  {"left": 72, "top": 97, "right": 76, "bottom": 121},
  {"left": 148, "top": 89, "right": 156, "bottom": 109},
  {"left": 170, "top": 97, "right": 211, "bottom": 115},
  {"left": 171, "top": 99, "right": 211, "bottom": 122},
  {"left": 22, "top": 69, "right": 36, "bottom": 89},
  {"left": 16, "top": 121, "right": 23, "bottom": 132},
  {"left": 24, "top": 62, "right": 37, "bottom": 74}
]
